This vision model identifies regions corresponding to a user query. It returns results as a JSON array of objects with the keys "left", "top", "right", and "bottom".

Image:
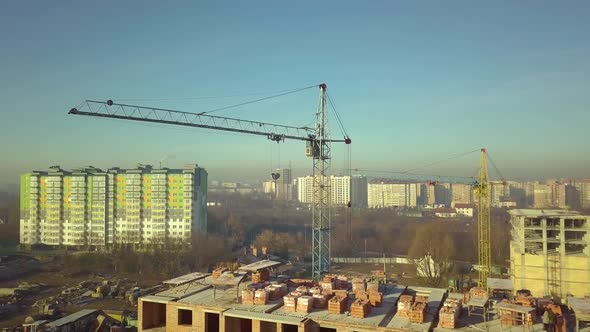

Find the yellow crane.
[{"left": 475, "top": 148, "right": 491, "bottom": 287}]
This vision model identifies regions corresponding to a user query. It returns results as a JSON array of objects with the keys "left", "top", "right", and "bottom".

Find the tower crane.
[
  {"left": 474, "top": 148, "right": 491, "bottom": 287},
  {"left": 68, "top": 83, "right": 351, "bottom": 280}
]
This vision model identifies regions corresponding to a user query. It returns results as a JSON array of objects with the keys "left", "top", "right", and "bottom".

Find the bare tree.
[{"left": 409, "top": 222, "right": 456, "bottom": 287}]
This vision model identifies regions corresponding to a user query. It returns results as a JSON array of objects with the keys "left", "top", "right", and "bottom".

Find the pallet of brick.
[
  {"left": 415, "top": 294, "right": 429, "bottom": 304},
  {"left": 409, "top": 302, "right": 428, "bottom": 323},
  {"left": 254, "top": 289, "right": 268, "bottom": 305},
  {"left": 397, "top": 295, "right": 413, "bottom": 317},
  {"left": 328, "top": 295, "right": 348, "bottom": 314},
  {"left": 265, "top": 284, "right": 287, "bottom": 301},
  {"left": 242, "top": 289, "right": 255, "bottom": 305},
  {"left": 469, "top": 287, "right": 488, "bottom": 299},
  {"left": 320, "top": 281, "right": 334, "bottom": 293},
  {"left": 252, "top": 270, "right": 270, "bottom": 283},
  {"left": 283, "top": 294, "right": 298, "bottom": 312},
  {"left": 335, "top": 275, "right": 349, "bottom": 289},
  {"left": 296, "top": 286, "right": 309, "bottom": 294},
  {"left": 350, "top": 299, "right": 371, "bottom": 318},
  {"left": 515, "top": 289, "right": 534, "bottom": 307},
  {"left": 355, "top": 291, "right": 369, "bottom": 301},
  {"left": 297, "top": 296, "right": 314, "bottom": 313},
  {"left": 312, "top": 293, "right": 331, "bottom": 309},
  {"left": 369, "top": 291, "right": 383, "bottom": 307},
  {"left": 309, "top": 287, "right": 323, "bottom": 297},
  {"left": 438, "top": 298, "right": 462, "bottom": 329},
  {"left": 288, "top": 279, "right": 315, "bottom": 288},
  {"left": 212, "top": 267, "right": 228, "bottom": 279},
  {"left": 352, "top": 278, "right": 366, "bottom": 293},
  {"left": 323, "top": 274, "right": 336, "bottom": 283},
  {"left": 367, "top": 282, "right": 379, "bottom": 293}
]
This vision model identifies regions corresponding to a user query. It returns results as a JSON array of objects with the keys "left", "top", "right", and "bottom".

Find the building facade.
[
  {"left": 509, "top": 209, "right": 590, "bottom": 300},
  {"left": 297, "top": 175, "right": 367, "bottom": 207},
  {"left": 275, "top": 168, "right": 293, "bottom": 201},
  {"left": 450, "top": 183, "right": 472, "bottom": 207},
  {"left": 20, "top": 164, "right": 207, "bottom": 248},
  {"left": 367, "top": 181, "right": 418, "bottom": 208}
]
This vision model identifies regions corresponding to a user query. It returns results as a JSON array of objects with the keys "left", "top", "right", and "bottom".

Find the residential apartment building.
[
  {"left": 275, "top": 168, "right": 293, "bottom": 201},
  {"left": 20, "top": 164, "right": 207, "bottom": 248},
  {"left": 367, "top": 180, "right": 418, "bottom": 208},
  {"left": 580, "top": 181, "right": 590, "bottom": 208},
  {"left": 450, "top": 183, "right": 472, "bottom": 207},
  {"left": 297, "top": 175, "right": 367, "bottom": 207}
]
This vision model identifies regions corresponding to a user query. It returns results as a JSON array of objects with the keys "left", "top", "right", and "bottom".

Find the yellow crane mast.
[{"left": 475, "top": 148, "right": 491, "bottom": 287}]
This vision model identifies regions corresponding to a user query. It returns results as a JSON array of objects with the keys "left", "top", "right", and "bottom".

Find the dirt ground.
[{"left": 0, "top": 262, "right": 154, "bottom": 329}]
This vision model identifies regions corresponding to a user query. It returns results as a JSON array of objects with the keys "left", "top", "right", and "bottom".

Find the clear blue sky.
[{"left": 1, "top": 1, "right": 589, "bottom": 188}]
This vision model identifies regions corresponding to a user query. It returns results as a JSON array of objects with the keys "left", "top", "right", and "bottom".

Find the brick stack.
[
  {"left": 415, "top": 295, "right": 429, "bottom": 304},
  {"left": 352, "top": 278, "right": 366, "bottom": 293},
  {"left": 351, "top": 299, "right": 371, "bottom": 318},
  {"left": 265, "top": 284, "right": 288, "bottom": 301},
  {"left": 328, "top": 295, "right": 348, "bottom": 314},
  {"left": 297, "top": 296, "right": 314, "bottom": 313},
  {"left": 283, "top": 294, "right": 298, "bottom": 312},
  {"left": 254, "top": 289, "right": 268, "bottom": 305},
  {"left": 212, "top": 267, "right": 228, "bottom": 279},
  {"left": 336, "top": 275, "right": 349, "bottom": 289},
  {"left": 313, "top": 293, "right": 332, "bottom": 309},
  {"left": 355, "top": 291, "right": 369, "bottom": 301},
  {"left": 438, "top": 297, "right": 463, "bottom": 328},
  {"left": 469, "top": 287, "right": 488, "bottom": 299},
  {"left": 242, "top": 289, "right": 255, "bottom": 305},
  {"left": 515, "top": 289, "right": 534, "bottom": 307},
  {"left": 409, "top": 302, "right": 428, "bottom": 323},
  {"left": 334, "top": 289, "right": 348, "bottom": 298},
  {"left": 252, "top": 270, "right": 270, "bottom": 283},
  {"left": 369, "top": 291, "right": 383, "bottom": 307},
  {"left": 367, "top": 282, "right": 379, "bottom": 293},
  {"left": 320, "top": 281, "right": 334, "bottom": 293},
  {"left": 397, "top": 295, "right": 414, "bottom": 317}
]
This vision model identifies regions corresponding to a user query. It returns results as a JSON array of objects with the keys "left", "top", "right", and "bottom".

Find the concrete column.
[{"left": 252, "top": 319, "right": 261, "bottom": 332}]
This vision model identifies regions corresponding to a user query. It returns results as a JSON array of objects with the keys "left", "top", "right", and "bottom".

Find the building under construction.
[{"left": 509, "top": 209, "right": 590, "bottom": 301}]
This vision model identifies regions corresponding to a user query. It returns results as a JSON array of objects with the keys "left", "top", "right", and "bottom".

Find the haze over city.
[
  {"left": 2, "top": 1, "right": 590, "bottom": 190},
  {"left": 3, "top": 2, "right": 590, "bottom": 332}
]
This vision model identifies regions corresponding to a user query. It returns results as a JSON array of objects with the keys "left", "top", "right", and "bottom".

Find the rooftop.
[
  {"left": 46, "top": 309, "right": 99, "bottom": 327},
  {"left": 162, "top": 272, "right": 209, "bottom": 286},
  {"left": 509, "top": 209, "right": 585, "bottom": 218}
]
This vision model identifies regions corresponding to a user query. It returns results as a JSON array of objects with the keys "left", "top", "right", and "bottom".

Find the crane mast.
[
  {"left": 311, "top": 84, "right": 331, "bottom": 280},
  {"left": 68, "top": 84, "right": 349, "bottom": 280},
  {"left": 475, "top": 148, "right": 491, "bottom": 286}
]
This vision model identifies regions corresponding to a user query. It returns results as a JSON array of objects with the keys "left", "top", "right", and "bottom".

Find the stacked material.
[
  {"left": 265, "top": 284, "right": 288, "bottom": 301},
  {"left": 328, "top": 295, "right": 348, "bottom": 314},
  {"left": 212, "top": 267, "right": 228, "bottom": 279},
  {"left": 336, "top": 275, "right": 349, "bottom": 289},
  {"left": 409, "top": 302, "right": 428, "bottom": 323},
  {"left": 288, "top": 279, "right": 315, "bottom": 288},
  {"left": 254, "top": 289, "right": 268, "bottom": 305},
  {"left": 369, "top": 292, "right": 383, "bottom": 307},
  {"left": 252, "top": 270, "right": 270, "bottom": 283},
  {"left": 283, "top": 294, "right": 298, "bottom": 312},
  {"left": 438, "top": 297, "right": 463, "bottom": 328},
  {"left": 334, "top": 289, "right": 348, "bottom": 298},
  {"left": 295, "top": 286, "right": 309, "bottom": 294},
  {"left": 352, "top": 278, "right": 366, "bottom": 293},
  {"left": 515, "top": 289, "right": 534, "bottom": 307},
  {"left": 355, "top": 291, "right": 369, "bottom": 301},
  {"left": 373, "top": 270, "right": 385, "bottom": 278},
  {"left": 320, "top": 281, "right": 334, "bottom": 293},
  {"left": 312, "top": 293, "right": 332, "bottom": 309},
  {"left": 415, "top": 295, "right": 429, "bottom": 304},
  {"left": 367, "top": 282, "right": 379, "bottom": 293},
  {"left": 469, "top": 287, "right": 488, "bottom": 299},
  {"left": 351, "top": 299, "right": 371, "bottom": 318},
  {"left": 297, "top": 296, "right": 314, "bottom": 313},
  {"left": 497, "top": 300, "right": 536, "bottom": 327},
  {"left": 242, "top": 289, "right": 255, "bottom": 305},
  {"left": 397, "top": 295, "right": 414, "bottom": 317},
  {"left": 309, "top": 287, "right": 322, "bottom": 296}
]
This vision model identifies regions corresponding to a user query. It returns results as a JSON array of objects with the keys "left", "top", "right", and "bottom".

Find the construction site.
[{"left": 136, "top": 259, "right": 590, "bottom": 332}]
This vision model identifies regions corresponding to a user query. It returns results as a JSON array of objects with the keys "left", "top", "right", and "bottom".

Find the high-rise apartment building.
[
  {"left": 581, "top": 181, "right": 590, "bottom": 208},
  {"left": 450, "top": 183, "right": 472, "bottom": 207},
  {"left": 275, "top": 168, "right": 293, "bottom": 201},
  {"left": 434, "top": 183, "right": 451, "bottom": 206},
  {"left": 490, "top": 181, "right": 510, "bottom": 207},
  {"left": 20, "top": 164, "right": 207, "bottom": 248},
  {"left": 297, "top": 175, "right": 367, "bottom": 207},
  {"left": 367, "top": 181, "right": 418, "bottom": 208}
]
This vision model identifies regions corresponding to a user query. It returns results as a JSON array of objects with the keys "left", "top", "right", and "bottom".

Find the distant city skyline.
[{"left": 2, "top": 1, "right": 590, "bottom": 190}]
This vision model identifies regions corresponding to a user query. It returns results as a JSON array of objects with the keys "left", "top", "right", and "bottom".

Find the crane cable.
[
  {"left": 198, "top": 84, "right": 319, "bottom": 115},
  {"left": 326, "top": 92, "right": 350, "bottom": 139}
]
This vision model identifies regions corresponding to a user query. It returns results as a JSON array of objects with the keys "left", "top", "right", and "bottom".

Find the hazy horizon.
[{"left": 1, "top": 1, "right": 590, "bottom": 190}]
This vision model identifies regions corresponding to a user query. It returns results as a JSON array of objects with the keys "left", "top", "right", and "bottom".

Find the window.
[{"left": 178, "top": 309, "right": 192, "bottom": 325}]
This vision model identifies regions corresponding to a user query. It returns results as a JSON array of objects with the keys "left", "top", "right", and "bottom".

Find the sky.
[{"left": 1, "top": 1, "right": 589, "bottom": 189}]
